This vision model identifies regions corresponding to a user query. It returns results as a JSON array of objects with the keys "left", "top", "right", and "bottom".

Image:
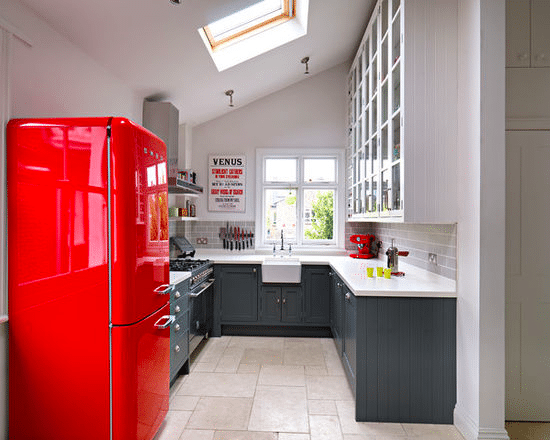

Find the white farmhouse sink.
[{"left": 262, "top": 257, "right": 302, "bottom": 283}]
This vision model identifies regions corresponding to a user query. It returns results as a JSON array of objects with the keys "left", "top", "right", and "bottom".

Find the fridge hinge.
[{"left": 107, "top": 125, "right": 112, "bottom": 137}]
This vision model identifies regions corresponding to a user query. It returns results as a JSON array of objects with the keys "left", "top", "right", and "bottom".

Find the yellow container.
[
  {"left": 367, "top": 267, "right": 374, "bottom": 278},
  {"left": 377, "top": 266, "right": 384, "bottom": 277},
  {"left": 384, "top": 268, "right": 391, "bottom": 279}
]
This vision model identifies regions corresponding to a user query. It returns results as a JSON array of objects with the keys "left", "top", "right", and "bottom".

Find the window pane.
[
  {"left": 265, "top": 189, "right": 297, "bottom": 242},
  {"left": 304, "top": 158, "right": 336, "bottom": 183},
  {"left": 265, "top": 158, "right": 297, "bottom": 182},
  {"left": 303, "top": 189, "right": 334, "bottom": 240}
]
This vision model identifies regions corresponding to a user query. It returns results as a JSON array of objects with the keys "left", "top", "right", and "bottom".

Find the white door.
[{"left": 506, "top": 130, "right": 550, "bottom": 420}]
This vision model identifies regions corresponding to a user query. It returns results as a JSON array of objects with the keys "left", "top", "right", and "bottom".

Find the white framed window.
[{"left": 256, "top": 148, "right": 344, "bottom": 249}]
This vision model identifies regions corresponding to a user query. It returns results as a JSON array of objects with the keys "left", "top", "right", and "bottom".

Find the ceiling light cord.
[
  {"left": 301, "top": 56, "right": 310, "bottom": 74},
  {"left": 225, "top": 89, "right": 234, "bottom": 107}
]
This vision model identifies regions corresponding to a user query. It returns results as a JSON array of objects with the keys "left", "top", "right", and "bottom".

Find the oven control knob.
[
  {"left": 174, "top": 345, "right": 180, "bottom": 353},
  {"left": 175, "top": 291, "right": 181, "bottom": 299},
  {"left": 175, "top": 305, "right": 181, "bottom": 313},
  {"left": 175, "top": 324, "right": 180, "bottom": 332}
]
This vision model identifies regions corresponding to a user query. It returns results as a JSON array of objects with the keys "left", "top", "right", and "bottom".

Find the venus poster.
[{"left": 208, "top": 154, "right": 246, "bottom": 212}]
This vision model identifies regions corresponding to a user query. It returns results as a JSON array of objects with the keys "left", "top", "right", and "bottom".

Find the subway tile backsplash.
[
  {"left": 346, "top": 222, "right": 457, "bottom": 280},
  {"left": 171, "top": 220, "right": 456, "bottom": 279},
  {"left": 175, "top": 221, "right": 256, "bottom": 250}
]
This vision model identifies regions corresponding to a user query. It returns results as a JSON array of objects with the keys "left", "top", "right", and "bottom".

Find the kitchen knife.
[
  {"left": 237, "top": 226, "right": 241, "bottom": 250},
  {"left": 230, "top": 226, "right": 233, "bottom": 251}
]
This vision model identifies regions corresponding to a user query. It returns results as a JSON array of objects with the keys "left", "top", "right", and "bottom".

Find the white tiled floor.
[{"left": 154, "top": 336, "right": 466, "bottom": 440}]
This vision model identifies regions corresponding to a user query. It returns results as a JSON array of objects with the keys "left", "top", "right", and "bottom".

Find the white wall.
[
  {"left": 0, "top": 1, "right": 142, "bottom": 438},
  {"left": 191, "top": 63, "right": 348, "bottom": 222},
  {"left": 455, "top": 0, "right": 508, "bottom": 439}
]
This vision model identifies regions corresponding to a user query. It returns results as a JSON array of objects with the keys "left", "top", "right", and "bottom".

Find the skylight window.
[
  {"left": 198, "top": 0, "right": 308, "bottom": 71},
  {"left": 203, "top": 0, "right": 295, "bottom": 51}
]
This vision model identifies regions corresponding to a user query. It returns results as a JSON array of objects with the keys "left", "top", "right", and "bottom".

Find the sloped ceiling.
[{"left": 20, "top": 0, "right": 375, "bottom": 125}]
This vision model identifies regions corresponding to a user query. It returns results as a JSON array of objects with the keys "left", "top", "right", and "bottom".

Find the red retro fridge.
[{"left": 7, "top": 117, "right": 172, "bottom": 440}]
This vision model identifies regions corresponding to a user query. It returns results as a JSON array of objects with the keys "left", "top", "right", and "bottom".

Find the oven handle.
[
  {"left": 154, "top": 315, "right": 175, "bottom": 329},
  {"left": 189, "top": 279, "right": 215, "bottom": 298}
]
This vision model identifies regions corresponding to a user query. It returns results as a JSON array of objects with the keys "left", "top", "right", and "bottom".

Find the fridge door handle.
[
  {"left": 154, "top": 315, "right": 175, "bottom": 329},
  {"left": 154, "top": 284, "right": 173, "bottom": 295}
]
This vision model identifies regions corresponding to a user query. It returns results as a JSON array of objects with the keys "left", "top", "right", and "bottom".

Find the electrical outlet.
[
  {"left": 196, "top": 237, "right": 208, "bottom": 244},
  {"left": 428, "top": 253, "right": 437, "bottom": 265}
]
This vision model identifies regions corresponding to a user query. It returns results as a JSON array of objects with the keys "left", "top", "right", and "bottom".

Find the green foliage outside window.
[{"left": 305, "top": 191, "right": 334, "bottom": 240}]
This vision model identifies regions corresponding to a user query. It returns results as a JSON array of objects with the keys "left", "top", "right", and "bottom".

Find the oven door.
[{"left": 189, "top": 278, "right": 214, "bottom": 353}]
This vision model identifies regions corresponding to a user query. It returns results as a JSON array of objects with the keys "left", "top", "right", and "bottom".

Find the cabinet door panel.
[
  {"left": 343, "top": 288, "right": 357, "bottom": 388},
  {"left": 506, "top": 0, "right": 531, "bottom": 67},
  {"left": 532, "top": 0, "right": 550, "bottom": 67},
  {"left": 303, "top": 267, "right": 331, "bottom": 324},
  {"left": 282, "top": 286, "right": 302, "bottom": 323},
  {"left": 220, "top": 266, "right": 258, "bottom": 322},
  {"left": 260, "top": 286, "right": 281, "bottom": 323},
  {"left": 332, "top": 276, "right": 345, "bottom": 355}
]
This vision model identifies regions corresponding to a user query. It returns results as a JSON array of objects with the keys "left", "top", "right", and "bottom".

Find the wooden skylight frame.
[{"left": 202, "top": 0, "right": 297, "bottom": 51}]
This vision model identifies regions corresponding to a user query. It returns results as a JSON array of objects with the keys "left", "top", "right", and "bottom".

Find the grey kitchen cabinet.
[
  {"left": 332, "top": 279, "right": 457, "bottom": 424},
  {"left": 259, "top": 285, "right": 302, "bottom": 324},
  {"left": 302, "top": 265, "right": 331, "bottom": 325},
  {"left": 331, "top": 273, "right": 345, "bottom": 356},
  {"left": 342, "top": 285, "right": 357, "bottom": 393},
  {"left": 219, "top": 264, "right": 259, "bottom": 323},
  {"left": 170, "top": 277, "right": 190, "bottom": 385}
]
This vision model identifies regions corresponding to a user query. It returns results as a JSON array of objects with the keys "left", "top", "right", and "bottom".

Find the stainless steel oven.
[{"left": 187, "top": 264, "right": 214, "bottom": 353}]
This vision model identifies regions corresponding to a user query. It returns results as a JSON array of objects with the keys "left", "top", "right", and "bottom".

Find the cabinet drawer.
[
  {"left": 170, "top": 330, "right": 189, "bottom": 375},
  {"left": 171, "top": 279, "right": 189, "bottom": 304},
  {"left": 171, "top": 310, "right": 189, "bottom": 345},
  {"left": 171, "top": 294, "right": 188, "bottom": 318}
]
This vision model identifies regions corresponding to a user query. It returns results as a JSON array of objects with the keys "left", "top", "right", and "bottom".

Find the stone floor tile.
[
  {"left": 335, "top": 401, "right": 406, "bottom": 437},
  {"left": 237, "top": 363, "right": 261, "bottom": 374},
  {"left": 248, "top": 385, "right": 309, "bottom": 433},
  {"left": 258, "top": 365, "right": 305, "bottom": 387},
  {"left": 308, "top": 399, "right": 338, "bottom": 415},
  {"left": 284, "top": 339, "right": 325, "bottom": 366},
  {"left": 278, "top": 434, "right": 311, "bottom": 440},
  {"left": 178, "top": 429, "right": 215, "bottom": 440},
  {"left": 213, "top": 430, "right": 278, "bottom": 440},
  {"left": 229, "top": 336, "right": 285, "bottom": 350},
  {"left": 170, "top": 395, "right": 200, "bottom": 411},
  {"left": 306, "top": 376, "right": 354, "bottom": 401},
  {"left": 177, "top": 372, "right": 258, "bottom": 397},
  {"left": 305, "top": 366, "right": 328, "bottom": 376},
  {"left": 194, "top": 362, "right": 218, "bottom": 373},
  {"left": 402, "top": 423, "right": 465, "bottom": 439},
  {"left": 214, "top": 355, "right": 241, "bottom": 373},
  {"left": 241, "top": 348, "right": 284, "bottom": 365},
  {"left": 153, "top": 410, "right": 192, "bottom": 440},
  {"left": 309, "top": 414, "right": 344, "bottom": 440},
  {"left": 186, "top": 397, "right": 253, "bottom": 431}
]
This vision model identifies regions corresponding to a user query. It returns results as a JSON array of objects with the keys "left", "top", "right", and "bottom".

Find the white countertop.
[
  {"left": 169, "top": 271, "right": 192, "bottom": 285},
  {"left": 192, "top": 251, "right": 456, "bottom": 298}
]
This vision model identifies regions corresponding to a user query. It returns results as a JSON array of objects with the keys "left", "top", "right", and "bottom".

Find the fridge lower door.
[{"left": 111, "top": 303, "right": 171, "bottom": 440}]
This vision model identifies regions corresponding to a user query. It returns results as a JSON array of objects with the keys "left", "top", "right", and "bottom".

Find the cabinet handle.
[
  {"left": 345, "top": 292, "right": 351, "bottom": 302},
  {"left": 276, "top": 297, "right": 281, "bottom": 304},
  {"left": 174, "top": 345, "right": 180, "bottom": 353},
  {"left": 174, "top": 291, "right": 181, "bottom": 299},
  {"left": 175, "top": 305, "right": 181, "bottom": 313},
  {"left": 253, "top": 268, "right": 257, "bottom": 273},
  {"left": 175, "top": 324, "right": 180, "bottom": 332},
  {"left": 282, "top": 297, "right": 286, "bottom": 304}
]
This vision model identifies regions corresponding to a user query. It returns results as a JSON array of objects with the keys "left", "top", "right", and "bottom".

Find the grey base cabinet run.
[{"left": 332, "top": 273, "right": 457, "bottom": 424}]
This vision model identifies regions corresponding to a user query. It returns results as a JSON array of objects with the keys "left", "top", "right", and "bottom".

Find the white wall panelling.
[{"left": 455, "top": 0, "right": 509, "bottom": 439}]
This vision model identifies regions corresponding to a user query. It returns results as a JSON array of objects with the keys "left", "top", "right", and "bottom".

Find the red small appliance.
[{"left": 349, "top": 234, "right": 376, "bottom": 259}]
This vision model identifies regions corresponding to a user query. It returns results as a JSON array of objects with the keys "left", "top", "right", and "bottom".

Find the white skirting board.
[{"left": 454, "top": 406, "right": 510, "bottom": 440}]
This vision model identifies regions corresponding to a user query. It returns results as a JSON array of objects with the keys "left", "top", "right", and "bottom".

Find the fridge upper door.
[
  {"left": 111, "top": 303, "right": 171, "bottom": 440},
  {"left": 109, "top": 118, "right": 170, "bottom": 325}
]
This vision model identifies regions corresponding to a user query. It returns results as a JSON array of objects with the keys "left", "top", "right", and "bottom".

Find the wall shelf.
[{"left": 168, "top": 177, "right": 203, "bottom": 195}]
